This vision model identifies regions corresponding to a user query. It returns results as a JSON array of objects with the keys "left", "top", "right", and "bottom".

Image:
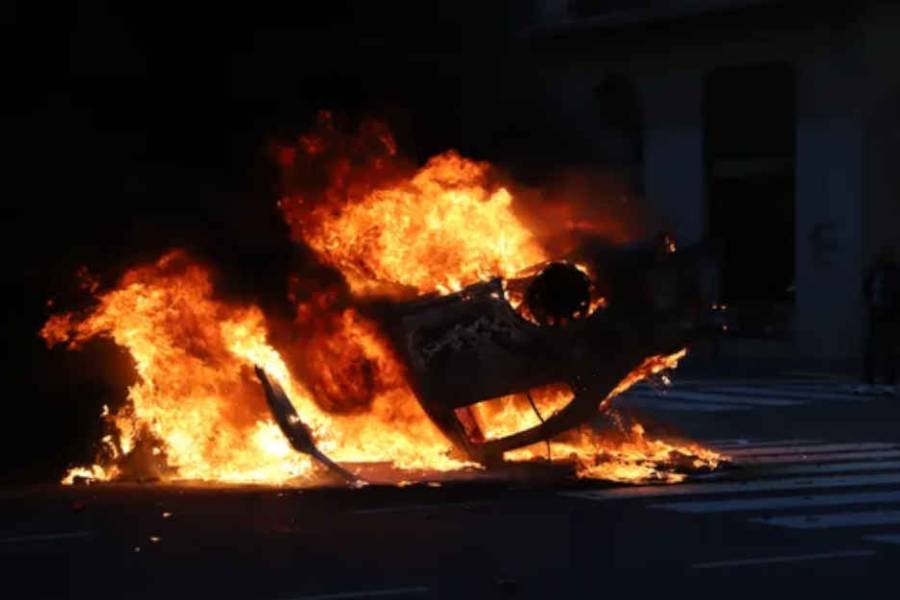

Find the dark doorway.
[{"left": 704, "top": 62, "right": 795, "bottom": 338}]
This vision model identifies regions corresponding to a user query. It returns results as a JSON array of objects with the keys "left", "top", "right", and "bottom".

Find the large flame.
[
  {"left": 44, "top": 252, "right": 468, "bottom": 484},
  {"left": 279, "top": 112, "right": 546, "bottom": 296},
  {"left": 43, "top": 113, "right": 723, "bottom": 486}
]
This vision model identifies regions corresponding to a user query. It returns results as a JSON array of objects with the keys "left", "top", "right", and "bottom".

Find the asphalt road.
[{"left": 3, "top": 376, "right": 900, "bottom": 600}]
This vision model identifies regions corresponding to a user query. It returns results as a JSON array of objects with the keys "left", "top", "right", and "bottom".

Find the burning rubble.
[{"left": 42, "top": 111, "right": 725, "bottom": 487}]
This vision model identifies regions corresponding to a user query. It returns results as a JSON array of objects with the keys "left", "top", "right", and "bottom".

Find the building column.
[
  {"left": 639, "top": 70, "right": 705, "bottom": 245},
  {"left": 794, "top": 61, "right": 865, "bottom": 369}
]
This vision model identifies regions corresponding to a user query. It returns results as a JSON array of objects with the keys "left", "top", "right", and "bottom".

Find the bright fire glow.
[
  {"left": 43, "top": 114, "right": 724, "bottom": 486},
  {"left": 501, "top": 423, "right": 722, "bottom": 484},
  {"left": 43, "top": 252, "right": 469, "bottom": 484},
  {"left": 279, "top": 112, "right": 546, "bottom": 296},
  {"left": 471, "top": 349, "right": 722, "bottom": 482},
  {"left": 600, "top": 349, "right": 688, "bottom": 411},
  {"left": 468, "top": 384, "right": 574, "bottom": 441},
  {"left": 573, "top": 423, "right": 723, "bottom": 483}
]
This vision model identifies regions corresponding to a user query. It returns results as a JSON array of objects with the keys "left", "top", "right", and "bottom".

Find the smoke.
[
  {"left": 506, "top": 168, "right": 662, "bottom": 259},
  {"left": 275, "top": 110, "right": 412, "bottom": 242}
]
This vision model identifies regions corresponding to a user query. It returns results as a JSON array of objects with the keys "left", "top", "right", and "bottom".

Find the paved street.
[{"left": 3, "top": 375, "right": 900, "bottom": 599}]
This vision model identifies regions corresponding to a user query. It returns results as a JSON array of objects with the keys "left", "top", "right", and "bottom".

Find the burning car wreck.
[
  {"left": 43, "top": 113, "right": 725, "bottom": 487},
  {"left": 256, "top": 234, "right": 713, "bottom": 481}
]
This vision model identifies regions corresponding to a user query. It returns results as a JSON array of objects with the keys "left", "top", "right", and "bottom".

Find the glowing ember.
[
  {"left": 61, "top": 465, "right": 116, "bottom": 486},
  {"left": 573, "top": 423, "right": 724, "bottom": 483},
  {"left": 499, "top": 423, "right": 723, "bottom": 484}
]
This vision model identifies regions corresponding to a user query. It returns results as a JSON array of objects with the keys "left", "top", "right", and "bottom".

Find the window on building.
[{"left": 704, "top": 62, "right": 795, "bottom": 338}]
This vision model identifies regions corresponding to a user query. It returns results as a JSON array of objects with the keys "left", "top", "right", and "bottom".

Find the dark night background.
[{"left": 3, "top": 1, "right": 526, "bottom": 483}]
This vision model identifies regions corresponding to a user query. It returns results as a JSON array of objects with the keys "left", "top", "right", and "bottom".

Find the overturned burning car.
[
  {"left": 257, "top": 233, "right": 714, "bottom": 480},
  {"left": 44, "top": 113, "right": 724, "bottom": 486}
]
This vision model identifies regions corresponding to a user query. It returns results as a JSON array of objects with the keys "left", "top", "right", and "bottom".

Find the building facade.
[{"left": 461, "top": 0, "right": 900, "bottom": 371}]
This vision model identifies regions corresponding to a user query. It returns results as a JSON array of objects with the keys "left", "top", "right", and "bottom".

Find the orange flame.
[
  {"left": 600, "top": 348, "right": 688, "bottom": 411},
  {"left": 467, "top": 384, "right": 574, "bottom": 441},
  {"left": 279, "top": 112, "right": 546, "bottom": 296},
  {"left": 44, "top": 115, "right": 724, "bottom": 486},
  {"left": 44, "top": 252, "right": 469, "bottom": 484},
  {"left": 474, "top": 350, "right": 723, "bottom": 482}
]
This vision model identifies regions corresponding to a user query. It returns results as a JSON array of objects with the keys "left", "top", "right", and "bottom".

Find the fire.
[
  {"left": 574, "top": 423, "right": 724, "bottom": 483},
  {"left": 61, "top": 465, "right": 115, "bottom": 486},
  {"left": 467, "top": 384, "right": 574, "bottom": 441},
  {"left": 497, "top": 422, "right": 722, "bottom": 484},
  {"left": 306, "top": 152, "right": 547, "bottom": 296},
  {"left": 470, "top": 424, "right": 723, "bottom": 484},
  {"left": 479, "top": 350, "right": 723, "bottom": 481},
  {"left": 600, "top": 349, "right": 688, "bottom": 411},
  {"left": 43, "top": 252, "right": 468, "bottom": 484},
  {"left": 43, "top": 113, "right": 724, "bottom": 487},
  {"left": 279, "top": 112, "right": 546, "bottom": 296}
]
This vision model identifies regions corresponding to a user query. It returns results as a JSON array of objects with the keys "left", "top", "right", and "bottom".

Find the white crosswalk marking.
[
  {"left": 567, "top": 437, "right": 900, "bottom": 560},
  {"left": 621, "top": 377, "right": 887, "bottom": 413},
  {"left": 691, "top": 550, "right": 875, "bottom": 569},
  {"left": 654, "top": 490, "right": 900, "bottom": 514},
  {"left": 708, "top": 439, "right": 819, "bottom": 449},
  {"left": 694, "top": 458, "right": 900, "bottom": 482},
  {"left": 734, "top": 459, "right": 900, "bottom": 477},
  {"left": 706, "top": 386, "right": 868, "bottom": 402},
  {"left": 669, "top": 378, "right": 847, "bottom": 387},
  {"left": 754, "top": 510, "right": 900, "bottom": 529},
  {"left": 565, "top": 472, "right": 900, "bottom": 502},
  {"left": 622, "top": 397, "right": 743, "bottom": 412},
  {"left": 865, "top": 533, "right": 900, "bottom": 546},
  {"left": 724, "top": 443, "right": 897, "bottom": 457},
  {"left": 735, "top": 449, "right": 900, "bottom": 465},
  {"left": 627, "top": 389, "right": 800, "bottom": 406}
]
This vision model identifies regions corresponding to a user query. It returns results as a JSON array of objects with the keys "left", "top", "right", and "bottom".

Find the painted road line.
[
  {"left": 694, "top": 459, "right": 900, "bottom": 481},
  {"left": 653, "top": 490, "right": 900, "bottom": 514},
  {"left": 707, "top": 439, "right": 820, "bottom": 450},
  {"left": 622, "top": 398, "right": 743, "bottom": 412},
  {"left": 0, "top": 531, "right": 94, "bottom": 544},
  {"left": 750, "top": 460, "right": 900, "bottom": 477},
  {"left": 286, "top": 586, "right": 431, "bottom": 599},
  {"left": 704, "top": 386, "right": 867, "bottom": 403},
  {"left": 865, "top": 533, "right": 900, "bottom": 546},
  {"left": 712, "top": 381, "right": 857, "bottom": 390},
  {"left": 753, "top": 509, "right": 900, "bottom": 529},
  {"left": 675, "top": 378, "right": 840, "bottom": 386},
  {"left": 759, "top": 380, "right": 866, "bottom": 389},
  {"left": 702, "top": 438, "right": 752, "bottom": 446},
  {"left": 710, "top": 385, "right": 870, "bottom": 400},
  {"left": 692, "top": 550, "right": 874, "bottom": 569},
  {"left": 562, "top": 472, "right": 900, "bottom": 502},
  {"left": 722, "top": 381, "right": 865, "bottom": 391},
  {"left": 626, "top": 390, "right": 800, "bottom": 407},
  {"left": 724, "top": 443, "right": 897, "bottom": 457},
  {"left": 736, "top": 449, "right": 900, "bottom": 465}
]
